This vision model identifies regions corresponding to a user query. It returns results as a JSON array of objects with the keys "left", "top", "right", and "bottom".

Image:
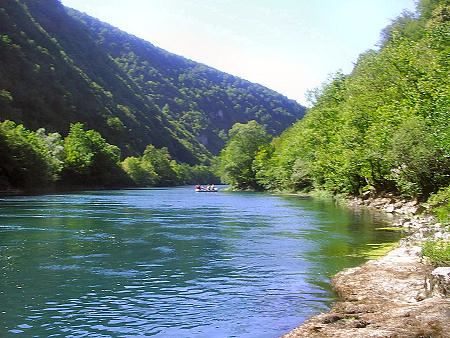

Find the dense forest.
[
  {"left": 0, "top": 120, "right": 218, "bottom": 192},
  {"left": 218, "top": 0, "right": 449, "bottom": 219},
  {"left": 0, "top": 0, "right": 305, "bottom": 165}
]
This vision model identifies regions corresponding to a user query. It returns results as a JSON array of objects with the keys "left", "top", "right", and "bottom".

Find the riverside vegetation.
[
  {"left": 216, "top": 2, "right": 450, "bottom": 334},
  {"left": 0, "top": 120, "right": 218, "bottom": 192},
  {"left": 215, "top": 0, "right": 450, "bottom": 302},
  {"left": 0, "top": 0, "right": 449, "bottom": 336},
  {"left": 0, "top": 0, "right": 304, "bottom": 192},
  {"left": 218, "top": 0, "right": 449, "bottom": 228},
  {"left": 0, "top": 0, "right": 304, "bottom": 165},
  {"left": 274, "top": 2, "right": 449, "bottom": 334},
  {"left": 1, "top": 1, "right": 447, "bottom": 235}
]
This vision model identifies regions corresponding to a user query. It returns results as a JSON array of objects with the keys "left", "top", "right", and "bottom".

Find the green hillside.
[
  {"left": 0, "top": 0, "right": 305, "bottom": 164},
  {"left": 218, "top": 0, "right": 449, "bottom": 201}
]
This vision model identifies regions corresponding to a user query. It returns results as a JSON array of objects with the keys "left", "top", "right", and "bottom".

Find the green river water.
[{"left": 0, "top": 187, "right": 402, "bottom": 337}]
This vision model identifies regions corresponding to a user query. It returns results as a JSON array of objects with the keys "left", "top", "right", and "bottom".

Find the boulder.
[
  {"left": 384, "top": 205, "right": 395, "bottom": 213},
  {"left": 425, "top": 267, "right": 450, "bottom": 297}
]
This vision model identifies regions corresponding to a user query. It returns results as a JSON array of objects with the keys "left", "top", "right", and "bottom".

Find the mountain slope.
[
  {"left": 251, "top": 0, "right": 449, "bottom": 198},
  {"left": 0, "top": 0, "right": 305, "bottom": 163}
]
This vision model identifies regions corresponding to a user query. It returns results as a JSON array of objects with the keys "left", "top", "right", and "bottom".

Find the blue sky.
[{"left": 61, "top": 0, "right": 417, "bottom": 105}]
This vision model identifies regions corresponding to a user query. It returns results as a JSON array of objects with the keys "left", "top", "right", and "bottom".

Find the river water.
[{"left": 0, "top": 187, "right": 401, "bottom": 337}]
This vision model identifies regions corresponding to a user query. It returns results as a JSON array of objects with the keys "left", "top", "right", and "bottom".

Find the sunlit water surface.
[{"left": 0, "top": 187, "right": 401, "bottom": 337}]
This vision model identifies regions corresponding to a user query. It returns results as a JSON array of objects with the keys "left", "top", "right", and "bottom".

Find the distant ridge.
[{"left": 0, "top": 0, "right": 305, "bottom": 163}]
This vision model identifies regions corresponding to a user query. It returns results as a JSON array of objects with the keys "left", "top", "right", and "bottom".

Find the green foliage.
[
  {"left": 179, "top": 110, "right": 209, "bottom": 135},
  {"left": 0, "top": 119, "right": 215, "bottom": 191},
  {"left": 422, "top": 239, "right": 450, "bottom": 266},
  {"left": 388, "top": 118, "right": 447, "bottom": 197},
  {"left": 254, "top": 0, "right": 450, "bottom": 199},
  {"left": 0, "top": 34, "right": 12, "bottom": 44},
  {"left": 253, "top": 143, "right": 278, "bottom": 190},
  {"left": 122, "top": 156, "right": 157, "bottom": 186},
  {"left": 184, "top": 164, "right": 219, "bottom": 185},
  {"left": 170, "top": 162, "right": 219, "bottom": 185},
  {"left": 141, "top": 145, "right": 178, "bottom": 186},
  {"left": 122, "top": 147, "right": 219, "bottom": 187},
  {"left": 62, "top": 123, "right": 128, "bottom": 187},
  {"left": 427, "top": 186, "right": 450, "bottom": 224},
  {"left": 218, "top": 121, "right": 271, "bottom": 190},
  {"left": 0, "top": 0, "right": 304, "bottom": 165},
  {"left": 36, "top": 127, "right": 64, "bottom": 172},
  {"left": 106, "top": 116, "right": 126, "bottom": 133},
  {"left": 0, "top": 120, "right": 62, "bottom": 189}
]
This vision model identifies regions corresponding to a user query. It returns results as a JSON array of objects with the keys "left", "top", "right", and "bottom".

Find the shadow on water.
[{"left": 0, "top": 187, "right": 402, "bottom": 337}]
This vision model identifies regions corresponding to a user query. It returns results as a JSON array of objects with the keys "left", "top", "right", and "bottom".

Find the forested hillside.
[
  {"left": 0, "top": 0, "right": 305, "bottom": 164},
  {"left": 219, "top": 0, "right": 449, "bottom": 204},
  {"left": 67, "top": 8, "right": 304, "bottom": 155}
]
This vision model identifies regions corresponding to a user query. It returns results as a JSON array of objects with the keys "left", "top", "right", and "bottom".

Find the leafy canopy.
[
  {"left": 218, "top": 120, "right": 271, "bottom": 190},
  {"left": 250, "top": 0, "right": 449, "bottom": 199}
]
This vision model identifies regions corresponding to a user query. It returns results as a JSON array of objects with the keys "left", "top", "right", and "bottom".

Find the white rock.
[
  {"left": 385, "top": 205, "right": 395, "bottom": 213},
  {"left": 427, "top": 267, "right": 450, "bottom": 297}
]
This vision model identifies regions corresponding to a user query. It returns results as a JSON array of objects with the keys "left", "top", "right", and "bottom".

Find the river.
[{"left": 0, "top": 187, "right": 401, "bottom": 337}]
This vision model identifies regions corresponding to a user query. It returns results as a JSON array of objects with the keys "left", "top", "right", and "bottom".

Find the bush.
[
  {"left": 0, "top": 120, "right": 62, "bottom": 189},
  {"left": 122, "top": 156, "right": 157, "bottom": 186},
  {"left": 422, "top": 239, "right": 450, "bottom": 266},
  {"left": 427, "top": 186, "right": 450, "bottom": 224},
  {"left": 62, "top": 123, "right": 129, "bottom": 187},
  {"left": 122, "top": 147, "right": 220, "bottom": 187},
  {"left": 218, "top": 121, "right": 271, "bottom": 190}
]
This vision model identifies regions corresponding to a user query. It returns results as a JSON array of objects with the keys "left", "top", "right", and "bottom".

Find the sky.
[{"left": 60, "top": 0, "right": 417, "bottom": 105}]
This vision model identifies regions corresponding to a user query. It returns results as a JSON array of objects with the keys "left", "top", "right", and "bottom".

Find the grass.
[
  {"left": 422, "top": 239, "right": 450, "bottom": 266},
  {"left": 426, "top": 186, "right": 450, "bottom": 224}
]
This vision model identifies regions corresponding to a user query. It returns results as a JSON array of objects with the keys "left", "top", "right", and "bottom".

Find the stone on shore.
[
  {"left": 283, "top": 196, "right": 450, "bottom": 338},
  {"left": 282, "top": 246, "right": 450, "bottom": 338},
  {"left": 426, "top": 267, "right": 450, "bottom": 298}
]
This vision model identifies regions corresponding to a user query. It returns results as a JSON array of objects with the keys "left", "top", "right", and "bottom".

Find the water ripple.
[{"left": 0, "top": 187, "right": 401, "bottom": 337}]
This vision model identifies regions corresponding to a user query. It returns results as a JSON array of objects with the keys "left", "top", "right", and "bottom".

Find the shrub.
[
  {"left": 427, "top": 186, "right": 450, "bottom": 224},
  {"left": 0, "top": 120, "right": 62, "bottom": 189},
  {"left": 422, "top": 239, "right": 450, "bottom": 266},
  {"left": 62, "top": 123, "right": 128, "bottom": 187}
]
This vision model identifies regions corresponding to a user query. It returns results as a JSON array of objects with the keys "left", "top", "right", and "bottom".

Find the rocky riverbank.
[{"left": 283, "top": 196, "right": 450, "bottom": 338}]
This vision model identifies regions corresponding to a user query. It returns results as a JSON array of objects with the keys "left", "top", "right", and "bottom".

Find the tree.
[
  {"left": 218, "top": 121, "right": 271, "bottom": 190},
  {"left": 388, "top": 118, "right": 450, "bottom": 198},
  {"left": 141, "top": 145, "right": 178, "bottom": 186},
  {"left": 0, "top": 121, "right": 62, "bottom": 190},
  {"left": 250, "top": 0, "right": 450, "bottom": 198},
  {"left": 62, "top": 123, "right": 128, "bottom": 187},
  {"left": 122, "top": 156, "right": 157, "bottom": 186}
]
